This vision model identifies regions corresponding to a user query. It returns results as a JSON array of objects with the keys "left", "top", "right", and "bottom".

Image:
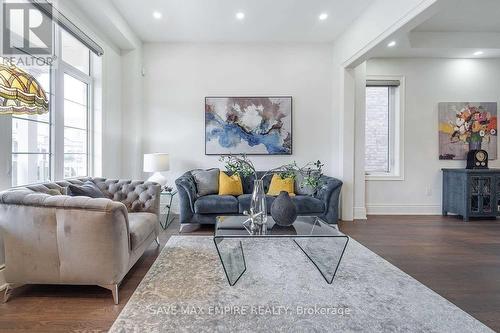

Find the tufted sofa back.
[
  {"left": 89, "top": 178, "right": 160, "bottom": 214},
  {"left": 4, "top": 177, "right": 161, "bottom": 215}
]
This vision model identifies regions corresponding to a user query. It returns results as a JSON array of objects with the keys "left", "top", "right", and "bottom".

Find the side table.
[{"left": 160, "top": 190, "right": 177, "bottom": 229}]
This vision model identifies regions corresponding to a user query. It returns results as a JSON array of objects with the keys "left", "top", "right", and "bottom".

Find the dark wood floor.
[
  {"left": 340, "top": 216, "right": 500, "bottom": 332},
  {"left": 1, "top": 216, "right": 499, "bottom": 332}
]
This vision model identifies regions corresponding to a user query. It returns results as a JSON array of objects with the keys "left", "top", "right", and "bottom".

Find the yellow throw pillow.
[
  {"left": 267, "top": 174, "right": 295, "bottom": 196},
  {"left": 218, "top": 172, "right": 243, "bottom": 196}
]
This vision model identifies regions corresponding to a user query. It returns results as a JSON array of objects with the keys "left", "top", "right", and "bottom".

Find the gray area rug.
[{"left": 110, "top": 236, "right": 492, "bottom": 333}]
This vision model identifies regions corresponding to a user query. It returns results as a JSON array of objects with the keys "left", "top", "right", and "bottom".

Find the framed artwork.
[
  {"left": 439, "top": 102, "right": 497, "bottom": 160},
  {"left": 205, "top": 96, "right": 292, "bottom": 155}
]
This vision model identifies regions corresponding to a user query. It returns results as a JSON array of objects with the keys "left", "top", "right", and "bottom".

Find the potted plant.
[{"left": 220, "top": 155, "right": 324, "bottom": 229}]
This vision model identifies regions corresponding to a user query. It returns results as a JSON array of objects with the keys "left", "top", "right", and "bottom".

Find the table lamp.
[{"left": 143, "top": 153, "right": 170, "bottom": 186}]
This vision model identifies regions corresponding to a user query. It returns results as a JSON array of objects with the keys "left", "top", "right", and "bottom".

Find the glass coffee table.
[{"left": 214, "top": 216, "right": 349, "bottom": 286}]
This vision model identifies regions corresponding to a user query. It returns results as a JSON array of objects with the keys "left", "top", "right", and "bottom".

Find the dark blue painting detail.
[{"left": 205, "top": 97, "right": 292, "bottom": 155}]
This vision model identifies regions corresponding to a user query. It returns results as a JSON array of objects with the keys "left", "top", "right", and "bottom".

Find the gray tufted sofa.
[
  {"left": 176, "top": 171, "right": 343, "bottom": 230},
  {"left": 0, "top": 177, "right": 161, "bottom": 304}
]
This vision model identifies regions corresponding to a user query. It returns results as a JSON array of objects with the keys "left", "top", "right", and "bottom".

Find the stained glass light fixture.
[{"left": 0, "top": 58, "right": 49, "bottom": 115}]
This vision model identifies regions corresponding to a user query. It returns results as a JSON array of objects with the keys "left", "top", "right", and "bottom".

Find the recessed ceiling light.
[
  {"left": 236, "top": 12, "right": 245, "bottom": 20},
  {"left": 387, "top": 41, "right": 397, "bottom": 47},
  {"left": 474, "top": 51, "right": 484, "bottom": 56},
  {"left": 319, "top": 13, "right": 328, "bottom": 21},
  {"left": 153, "top": 11, "right": 162, "bottom": 19}
]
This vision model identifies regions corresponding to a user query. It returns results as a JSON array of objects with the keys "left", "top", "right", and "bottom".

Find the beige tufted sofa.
[{"left": 0, "top": 177, "right": 161, "bottom": 304}]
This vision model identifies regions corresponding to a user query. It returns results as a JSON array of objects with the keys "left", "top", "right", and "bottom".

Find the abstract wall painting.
[
  {"left": 439, "top": 102, "right": 497, "bottom": 160},
  {"left": 205, "top": 97, "right": 292, "bottom": 155}
]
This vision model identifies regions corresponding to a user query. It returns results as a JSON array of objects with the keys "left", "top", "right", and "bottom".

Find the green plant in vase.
[
  {"left": 219, "top": 154, "right": 324, "bottom": 191},
  {"left": 219, "top": 154, "right": 324, "bottom": 231}
]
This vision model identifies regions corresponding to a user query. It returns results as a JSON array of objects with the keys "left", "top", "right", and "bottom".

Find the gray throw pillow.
[
  {"left": 67, "top": 181, "right": 106, "bottom": 198},
  {"left": 192, "top": 168, "right": 220, "bottom": 197},
  {"left": 46, "top": 189, "right": 63, "bottom": 196},
  {"left": 295, "top": 172, "right": 320, "bottom": 196}
]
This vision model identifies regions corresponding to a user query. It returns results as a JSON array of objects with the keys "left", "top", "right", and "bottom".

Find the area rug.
[{"left": 109, "top": 236, "right": 492, "bottom": 332}]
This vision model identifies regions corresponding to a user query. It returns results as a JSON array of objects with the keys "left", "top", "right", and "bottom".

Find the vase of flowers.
[{"left": 450, "top": 105, "right": 497, "bottom": 152}]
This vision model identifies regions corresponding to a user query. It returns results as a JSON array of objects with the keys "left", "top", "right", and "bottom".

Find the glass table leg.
[
  {"left": 213, "top": 237, "right": 247, "bottom": 286},
  {"left": 160, "top": 195, "right": 175, "bottom": 229},
  {"left": 293, "top": 236, "right": 349, "bottom": 284}
]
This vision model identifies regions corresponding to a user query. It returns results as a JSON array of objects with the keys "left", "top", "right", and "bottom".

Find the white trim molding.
[
  {"left": 0, "top": 264, "right": 6, "bottom": 291},
  {"left": 354, "top": 207, "right": 368, "bottom": 220},
  {"left": 367, "top": 204, "right": 441, "bottom": 215}
]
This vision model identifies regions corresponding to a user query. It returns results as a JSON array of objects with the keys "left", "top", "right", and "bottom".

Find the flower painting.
[
  {"left": 205, "top": 97, "right": 292, "bottom": 155},
  {"left": 439, "top": 102, "right": 497, "bottom": 160}
]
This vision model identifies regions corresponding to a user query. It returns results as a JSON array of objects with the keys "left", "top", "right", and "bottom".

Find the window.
[
  {"left": 11, "top": 26, "right": 94, "bottom": 186},
  {"left": 11, "top": 66, "right": 52, "bottom": 186},
  {"left": 365, "top": 77, "right": 404, "bottom": 180},
  {"left": 63, "top": 73, "right": 89, "bottom": 178},
  {"left": 61, "top": 30, "right": 90, "bottom": 75}
]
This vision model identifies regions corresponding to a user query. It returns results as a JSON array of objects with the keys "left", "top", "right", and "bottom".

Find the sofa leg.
[
  {"left": 155, "top": 236, "right": 160, "bottom": 246},
  {"left": 179, "top": 223, "right": 201, "bottom": 233},
  {"left": 99, "top": 283, "right": 119, "bottom": 305},
  {"left": 3, "top": 287, "right": 11, "bottom": 303},
  {"left": 3, "top": 284, "right": 23, "bottom": 303},
  {"left": 111, "top": 284, "right": 119, "bottom": 305}
]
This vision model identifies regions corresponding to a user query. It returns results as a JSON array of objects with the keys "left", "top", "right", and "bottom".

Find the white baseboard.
[
  {"left": 366, "top": 204, "right": 442, "bottom": 215},
  {"left": 0, "top": 264, "right": 6, "bottom": 291},
  {"left": 353, "top": 207, "right": 367, "bottom": 220}
]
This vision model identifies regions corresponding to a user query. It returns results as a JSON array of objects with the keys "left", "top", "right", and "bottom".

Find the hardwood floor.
[
  {"left": 1, "top": 215, "right": 499, "bottom": 332},
  {"left": 339, "top": 216, "right": 500, "bottom": 332},
  {"left": 0, "top": 219, "right": 212, "bottom": 333}
]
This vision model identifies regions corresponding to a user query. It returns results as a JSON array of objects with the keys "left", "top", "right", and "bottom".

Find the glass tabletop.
[
  {"left": 213, "top": 215, "right": 349, "bottom": 286},
  {"left": 214, "top": 215, "right": 345, "bottom": 238},
  {"left": 160, "top": 190, "right": 178, "bottom": 196}
]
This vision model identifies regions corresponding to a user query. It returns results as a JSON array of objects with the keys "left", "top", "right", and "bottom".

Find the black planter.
[{"left": 270, "top": 191, "right": 297, "bottom": 226}]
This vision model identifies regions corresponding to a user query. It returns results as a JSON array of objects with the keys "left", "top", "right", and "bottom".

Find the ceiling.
[
  {"left": 414, "top": 0, "right": 500, "bottom": 33},
  {"left": 110, "top": 0, "right": 374, "bottom": 43},
  {"left": 369, "top": 0, "right": 500, "bottom": 59}
]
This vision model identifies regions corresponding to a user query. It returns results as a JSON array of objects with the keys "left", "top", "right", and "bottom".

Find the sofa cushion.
[
  {"left": 292, "top": 196, "right": 324, "bottom": 214},
  {"left": 267, "top": 174, "right": 295, "bottom": 196},
  {"left": 26, "top": 183, "right": 65, "bottom": 195},
  {"left": 194, "top": 195, "right": 238, "bottom": 214},
  {"left": 238, "top": 194, "right": 324, "bottom": 214},
  {"left": 218, "top": 172, "right": 243, "bottom": 196},
  {"left": 238, "top": 194, "right": 276, "bottom": 214},
  {"left": 240, "top": 173, "right": 273, "bottom": 194},
  {"left": 128, "top": 212, "right": 157, "bottom": 250},
  {"left": 67, "top": 181, "right": 106, "bottom": 198},
  {"left": 295, "top": 171, "right": 320, "bottom": 196},
  {"left": 191, "top": 168, "right": 219, "bottom": 196}
]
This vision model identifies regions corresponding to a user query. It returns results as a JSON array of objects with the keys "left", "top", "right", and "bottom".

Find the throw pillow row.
[{"left": 191, "top": 169, "right": 298, "bottom": 197}]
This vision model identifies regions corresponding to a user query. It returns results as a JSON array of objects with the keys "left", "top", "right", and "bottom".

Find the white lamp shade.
[{"left": 143, "top": 153, "right": 170, "bottom": 172}]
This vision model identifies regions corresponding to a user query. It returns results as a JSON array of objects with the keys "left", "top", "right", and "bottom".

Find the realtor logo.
[{"left": 2, "top": 2, "right": 53, "bottom": 56}]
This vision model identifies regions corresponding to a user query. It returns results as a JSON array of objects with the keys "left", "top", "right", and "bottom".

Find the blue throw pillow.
[{"left": 67, "top": 181, "right": 106, "bottom": 198}]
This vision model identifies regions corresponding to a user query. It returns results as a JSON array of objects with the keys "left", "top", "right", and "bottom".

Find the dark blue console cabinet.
[{"left": 442, "top": 168, "right": 500, "bottom": 221}]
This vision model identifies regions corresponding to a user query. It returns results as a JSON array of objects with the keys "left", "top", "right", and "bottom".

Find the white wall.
[
  {"left": 121, "top": 47, "right": 144, "bottom": 179},
  {"left": 330, "top": 0, "right": 439, "bottom": 220},
  {"left": 365, "top": 58, "right": 500, "bottom": 214},
  {"left": 143, "top": 43, "right": 334, "bottom": 212}
]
